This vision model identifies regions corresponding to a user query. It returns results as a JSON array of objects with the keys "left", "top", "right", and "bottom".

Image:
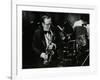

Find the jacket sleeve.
[{"left": 32, "top": 30, "right": 41, "bottom": 55}]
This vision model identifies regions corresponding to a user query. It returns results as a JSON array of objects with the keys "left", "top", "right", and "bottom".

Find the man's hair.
[{"left": 41, "top": 15, "right": 51, "bottom": 23}]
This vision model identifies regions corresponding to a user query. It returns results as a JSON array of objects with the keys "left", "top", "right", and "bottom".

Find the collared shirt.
[{"left": 44, "top": 30, "right": 53, "bottom": 47}]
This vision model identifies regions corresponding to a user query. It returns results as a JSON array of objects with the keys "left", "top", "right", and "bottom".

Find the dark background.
[{"left": 22, "top": 11, "right": 89, "bottom": 69}]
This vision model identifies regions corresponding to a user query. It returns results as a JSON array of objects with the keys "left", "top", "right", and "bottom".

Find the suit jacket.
[{"left": 32, "top": 25, "right": 57, "bottom": 57}]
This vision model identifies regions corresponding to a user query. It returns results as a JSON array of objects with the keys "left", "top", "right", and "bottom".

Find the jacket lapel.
[{"left": 42, "top": 32, "right": 47, "bottom": 50}]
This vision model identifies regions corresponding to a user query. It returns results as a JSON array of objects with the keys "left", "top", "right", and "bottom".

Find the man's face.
[
  {"left": 43, "top": 18, "right": 52, "bottom": 31},
  {"left": 44, "top": 18, "right": 51, "bottom": 25}
]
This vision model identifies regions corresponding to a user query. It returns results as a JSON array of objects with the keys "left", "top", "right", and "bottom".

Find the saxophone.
[{"left": 43, "top": 42, "right": 56, "bottom": 65}]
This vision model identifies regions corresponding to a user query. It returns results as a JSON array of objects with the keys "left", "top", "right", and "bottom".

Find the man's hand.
[{"left": 40, "top": 53, "right": 48, "bottom": 60}]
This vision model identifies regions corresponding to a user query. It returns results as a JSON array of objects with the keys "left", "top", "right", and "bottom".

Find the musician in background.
[
  {"left": 74, "top": 26, "right": 89, "bottom": 65},
  {"left": 32, "top": 15, "right": 58, "bottom": 67}
]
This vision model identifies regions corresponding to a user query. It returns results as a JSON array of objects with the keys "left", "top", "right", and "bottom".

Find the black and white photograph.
[
  {"left": 22, "top": 11, "right": 90, "bottom": 69},
  {"left": 11, "top": 2, "right": 97, "bottom": 80}
]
